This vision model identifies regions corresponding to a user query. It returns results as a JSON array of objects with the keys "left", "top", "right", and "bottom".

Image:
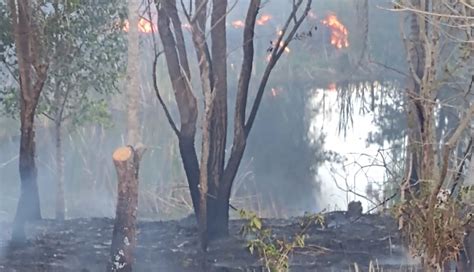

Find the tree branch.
[
  {"left": 436, "top": 103, "right": 474, "bottom": 201},
  {"left": 152, "top": 52, "right": 180, "bottom": 136},
  {"left": 245, "top": 0, "right": 312, "bottom": 135}
]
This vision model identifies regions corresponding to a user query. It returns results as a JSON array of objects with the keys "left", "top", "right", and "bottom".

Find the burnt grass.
[{"left": 0, "top": 212, "right": 418, "bottom": 272}]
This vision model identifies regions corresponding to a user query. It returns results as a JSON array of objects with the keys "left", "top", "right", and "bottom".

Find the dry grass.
[{"left": 395, "top": 192, "right": 470, "bottom": 270}]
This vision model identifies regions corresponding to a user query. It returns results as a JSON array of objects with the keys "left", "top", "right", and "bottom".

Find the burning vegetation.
[
  {"left": 1, "top": 0, "right": 473, "bottom": 271},
  {"left": 123, "top": 18, "right": 156, "bottom": 33},
  {"left": 321, "top": 13, "right": 349, "bottom": 49}
]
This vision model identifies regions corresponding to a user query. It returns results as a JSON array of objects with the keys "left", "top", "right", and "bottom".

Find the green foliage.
[
  {"left": 71, "top": 99, "right": 113, "bottom": 128},
  {"left": 239, "top": 209, "right": 324, "bottom": 272},
  {"left": 0, "top": 0, "right": 126, "bottom": 127}
]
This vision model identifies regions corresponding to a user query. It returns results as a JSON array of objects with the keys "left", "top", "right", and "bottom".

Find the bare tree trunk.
[
  {"left": 154, "top": 0, "right": 312, "bottom": 249},
  {"left": 12, "top": 106, "right": 42, "bottom": 242},
  {"left": 55, "top": 121, "right": 66, "bottom": 220},
  {"left": 207, "top": 0, "right": 229, "bottom": 240},
  {"left": 9, "top": 0, "right": 48, "bottom": 243},
  {"left": 157, "top": 3, "right": 200, "bottom": 217},
  {"left": 126, "top": 0, "right": 140, "bottom": 146},
  {"left": 107, "top": 146, "right": 144, "bottom": 272}
]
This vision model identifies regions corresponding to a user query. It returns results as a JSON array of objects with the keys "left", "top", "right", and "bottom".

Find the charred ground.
[{"left": 0, "top": 211, "right": 417, "bottom": 272}]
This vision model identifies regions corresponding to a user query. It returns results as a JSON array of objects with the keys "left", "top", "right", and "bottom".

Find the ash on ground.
[{"left": 0, "top": 211, "right": 417, "bottom": 271}]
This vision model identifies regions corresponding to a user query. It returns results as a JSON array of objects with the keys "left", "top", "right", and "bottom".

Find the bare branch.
[
  {"left": 152, "top": 52, "right": 180, "bottom": 136},
  {"left": 245, "top": 0, "right": 312, "bottom": 134},
  {"left": 437, "top": 103, "right": 474, "bottom": 198}
]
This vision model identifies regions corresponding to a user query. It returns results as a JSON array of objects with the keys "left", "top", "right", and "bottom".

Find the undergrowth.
[
  {"left": 395, "top": 187, "right": 473, "bottom": 270},
  {"left": 239, "top": 209, "right": 324, "bottom": 272}
]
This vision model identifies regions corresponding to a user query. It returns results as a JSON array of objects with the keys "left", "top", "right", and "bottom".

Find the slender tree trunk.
[
  {"left": 108, "top": 146, "right": 143, "bottom": 272},
  {"left": 12, "top": 106, "right": 42, "bottom": 242},
  {"left": 9, "top": 0, "right": 47, "bottom": 243},
  {"left": 157, "top": 4, "right": 200, "bottom": 217},
  {"left": 126, "top": 0, "right": 140, "bottom": 146},
  {"left": 54, "top": 121, "right": 66, "bottom": 220},
  {"left": 206, "top": 0, "right": 228, "bottom": 240}
]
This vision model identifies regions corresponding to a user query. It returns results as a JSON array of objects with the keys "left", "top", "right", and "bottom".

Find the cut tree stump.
[{"left": 107, "top": 145, "right": 145, "bottom": 272}]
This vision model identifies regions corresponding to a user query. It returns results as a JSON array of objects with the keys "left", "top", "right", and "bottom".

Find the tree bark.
[
  {"left": 107, "top": 146, "right": 144, "bottom": 272},
  {"left": 12, "top": 105, "right": 42, "bottom": 242},
  {"left": 206, "top": 0, "right": 229, "bottom": 240},
  {"left": 9, "top": 0, "right": 48, "bottom": 243},
  {"left": 55, "top": 121, "right": 66, "bottom": 220},
  {"left": 154, "top": 0, "right": 312, "bottom": 249},
  {"left": 157, "top": 3, "right": 200, "bottom": 218},
  {"left": 126, "top": 0, "right": 140, "bottom": 146}
]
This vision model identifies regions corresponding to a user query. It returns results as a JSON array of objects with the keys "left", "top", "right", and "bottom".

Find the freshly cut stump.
[{"left": 107, "top": 145, "right": 144, "bottom": 272}]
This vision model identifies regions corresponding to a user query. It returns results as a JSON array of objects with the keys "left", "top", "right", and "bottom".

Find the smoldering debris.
[{"left": 0, "top": 212, "right": 418, "bottom": 271}]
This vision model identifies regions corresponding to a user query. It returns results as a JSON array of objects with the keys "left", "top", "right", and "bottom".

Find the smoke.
[{"left": 0, "top": 0, "right": 406, "bottom": 223}]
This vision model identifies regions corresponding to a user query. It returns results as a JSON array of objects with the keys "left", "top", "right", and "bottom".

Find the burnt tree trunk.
[
  {"left": 154, "top": 0, "right": 312, "bottom": 250},
  {"left": 9, "top": 0, "right": 48, "bottom": 243},
  {"left": 157, "top": 3, "right": 200, "bottom": 217},
  {"left": 107, "top": 146, "right": 144, "bottom": 272},
  {"left": 206, "top": 0, "right": 229, "bottom": 240}
]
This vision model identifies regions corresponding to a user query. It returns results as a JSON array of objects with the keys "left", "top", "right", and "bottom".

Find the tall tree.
[
  {"left": 1, "top": 0, "right": 126, "bottom": 221},
  {"left": 42, "top": 0, "right": 126, "bottom": 221},
  {"left": 126, "top": 0, "right": 140, "bottom": 145},
  {"left": 395, "top": 0, "right": 473, "bottom": 268},
  {"left": 8, "top": 0, "right": 48, "bottom": 243},
  {"left": 154, "top": 0, "right": 313, "bottom": 249}
]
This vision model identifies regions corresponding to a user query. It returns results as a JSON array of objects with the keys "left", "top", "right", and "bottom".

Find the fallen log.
[{"left": 107, "top": 145, "right": 145, "bottom": 272}]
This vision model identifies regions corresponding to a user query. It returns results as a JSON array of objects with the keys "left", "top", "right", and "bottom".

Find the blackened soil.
[{"left": 0, "top": 212, "right": 418, "bottom": 272}]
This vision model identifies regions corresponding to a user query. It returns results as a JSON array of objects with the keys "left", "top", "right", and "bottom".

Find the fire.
[
  {"left": 321, "top": 13, "right": 349, "bottom": 49},
  {"left": 266, "top": 31, "right": 291, "bottom": 62},
  {"left": 123, "top": 18, "right": 156, "bottom": 33},
  {"left": 281, "top": 41, "right": 290, "bottom": 53},
  {"left": 232, "top": 14, "right": 272, "bottom": 29},
  {"left": 256, "top": 14, "right": 272, "bottom": 25},
  {"left": 232, "top": 20, "right": 245, "bottom": 28}
]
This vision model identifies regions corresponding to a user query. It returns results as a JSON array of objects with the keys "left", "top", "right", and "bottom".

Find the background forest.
[{"left": 0, "top": 0, "right": 472, "bottom": 270}]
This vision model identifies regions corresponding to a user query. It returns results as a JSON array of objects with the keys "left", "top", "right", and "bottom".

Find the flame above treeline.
[
  {"left": 123, "top": 11, "right": 349, "bottom": 50},
  {"left": 321, "top": 13, "right": 349, "bottom": 49}
]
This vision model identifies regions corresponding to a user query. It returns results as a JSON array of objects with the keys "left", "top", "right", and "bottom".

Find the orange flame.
[
  {"left": 232, "top": 20, "right": 245, "bottom": 28},
  {"left": 266, "top": 30, "right": 291, "bottom": 62},
  {"left": 256, "top": 14, "right": 272, "bottom": 25},
  {"left": 232, "top": 14, "right": 272, "bottom": 29},
  {"left": 123, "top": 18, "right": 156, "bottom": 33},
  {"left": 321, "top": 13, "right": 349, "bottom": 49}
]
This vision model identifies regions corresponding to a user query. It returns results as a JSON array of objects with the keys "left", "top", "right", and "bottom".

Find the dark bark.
[
  {"left": 457, "top": 229, "right": 473, "bottom": 272},
  {"left": 157, "top": 4, "right": 200, "bottom": 217},
  {"left": 9, "top": 0, "right": 47, "bottom": 243},
  {"left": 221, "top": 0, "right": 312, "bottom": 222},
  {"left": 107, "top": 146, "right": 144, "bottom": 272},
  {"left": 206, "top": 0, "right": 228, "bottom": 241},
  {"left": 12, "top": 106, "right": 42, "bottom": 242},
  {"left": 178, "top": 135, "right": 201, "bottom": 221},
  {"left": 154, "top": 0, "right": 312, "bottom": 248}
]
